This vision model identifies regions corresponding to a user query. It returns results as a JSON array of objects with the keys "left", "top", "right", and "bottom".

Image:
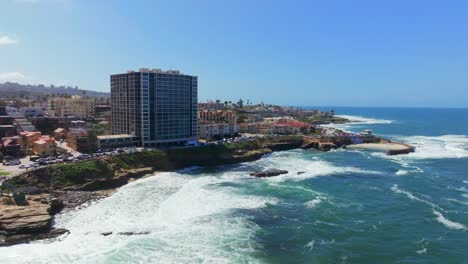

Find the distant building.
[
  {"left": 198, "top": 110, "right": 236, "bottom": 124},
  {"left": 111, "top": 68, "right": 198, "bottom": 147},
  {"left": 240, "top": 121, "right": 311, "bottom": 135},
  {"left": 198, "top": 109, "right": 238, "bottom": 139},
  {"left": 0, "top": 115, "right": 14, "bottom": 126},
  {"left": 198, "top": 123, "right": 239, "bottom": 139},
  {"left": 266, "top": 121, "right": 311, "bottom": 135},
  {"left": 0, "top": 125, "right": 16, "bottom": 138},
  {"left": 19, "top": 131, "right": 42, "bottom": 149},
  {"left": 67, "top": 128, "right": 93, "bottom": 153},
  {"left": 198, "top": 101, "right": 224, "bottom": 111},
  {"left": 95, "top": 104, "right": 111, "bottom": 121},
  {"left": 22, "top": 108, "right": 45, "bottom": 118},
  {"left": 48, "top": 96, "right": 95, "bottom": 118},
  {"left": 1, "top": 136, "right": 21, "bottom": 157},
  {"left": 53, "top": 128, "right": 67, "bottom": 140}
]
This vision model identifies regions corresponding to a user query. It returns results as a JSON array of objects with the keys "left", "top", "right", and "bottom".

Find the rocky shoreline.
[{"left": 0, "top": 135, "right": 414, "bottom": 246}]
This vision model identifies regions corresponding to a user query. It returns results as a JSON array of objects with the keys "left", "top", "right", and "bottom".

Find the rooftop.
[{"left": 97, "top": 134, "right": 136, "bottom": 140}]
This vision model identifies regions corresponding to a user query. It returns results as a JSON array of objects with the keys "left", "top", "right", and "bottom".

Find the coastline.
[
  {"left": 346, "top": 142, "right": 415, "bottom": 155},
  {"left": 0, "top": 134, "right": 413, "bottom": 246}
]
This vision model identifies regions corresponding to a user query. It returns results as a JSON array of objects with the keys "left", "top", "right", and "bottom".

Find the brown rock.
[{"left": 0, "top": 205, "right": 52, "bottom": 235}]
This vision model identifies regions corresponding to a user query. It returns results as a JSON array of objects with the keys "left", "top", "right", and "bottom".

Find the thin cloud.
[
  {"left": 0, "top": 35, "right": 17, "bottom": 45},
  {"left": 0, "top": 72, "right": 26, "bottom": 82},
  {"left": 0, "top": 72, "right": 73, "bottom": 87}
]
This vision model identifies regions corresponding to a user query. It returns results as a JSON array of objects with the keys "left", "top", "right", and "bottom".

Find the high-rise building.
[{"left": 111, "top": 68, "right": 198, "bottom": 147}]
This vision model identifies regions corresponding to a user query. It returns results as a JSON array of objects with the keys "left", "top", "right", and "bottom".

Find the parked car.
[{"left": 5, "top": 160, "right": 21, "bottom": 166}]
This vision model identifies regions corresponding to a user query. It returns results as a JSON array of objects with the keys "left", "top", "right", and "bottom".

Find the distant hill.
[{"left": 0, "top": 82, "right": 109, "bottom": 98}]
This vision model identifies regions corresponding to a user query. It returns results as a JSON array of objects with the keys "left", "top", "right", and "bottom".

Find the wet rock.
[
  {"left": 101, "top": 232, "right": 113, "bottom": 236},
  {"left": 250, "top": 169, "right": 288, "bottom": 178},
  {"left": 297, "top": 171, "right": 305, "bottom": 175},
  {"left": 52, "top": 191, "right": 107, "bottom": 211},
  {"left": 117, "top": 231, "right": 150, "bottom": 236},
  {"left": 49, "top": 198, "right": 64, "bottom": 215}
]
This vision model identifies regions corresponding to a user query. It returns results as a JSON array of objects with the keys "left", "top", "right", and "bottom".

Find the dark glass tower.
[{"left": 111, "top": 69, "right": 198, "bottom": 147}]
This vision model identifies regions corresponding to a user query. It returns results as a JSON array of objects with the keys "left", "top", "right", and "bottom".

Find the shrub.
[{"left": 50, "top": 160, "right": 115, "bottom": 188}]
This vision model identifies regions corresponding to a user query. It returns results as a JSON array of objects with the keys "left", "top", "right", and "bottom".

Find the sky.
[{"left": 1, "top": 0, "right": 468, "bottom": 108}]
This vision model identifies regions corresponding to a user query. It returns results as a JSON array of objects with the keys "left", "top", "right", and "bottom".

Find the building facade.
[
  {"left": 32, "top": 136, "right": 57, "bottom": 157},
  {"left": 48, "top": 96, "right": 95, "bottom": 118},
  {"left": 111, "top": 68, "right": 198, "bottom": 147},
  {"left": 198, "top": 109, "right": 238, "bottom": 139}
]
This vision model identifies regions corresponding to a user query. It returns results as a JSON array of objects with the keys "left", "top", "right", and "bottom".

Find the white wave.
[
  {"left": 396, "top": 135, "right": 468, "bottom": 160},
  {"left": 304, "top": 197, "right": 322, "bottom": 208},
  {"left": 444, "top": 198, "right": 468, "bottom": 206},
  {"left": 454, "top": 187, "right": 468, "bottom": 193},
  {"left": 463, "top": 194, "right": 468, "bottom": 199},
  {"left": 464, "top": 180, "right": 468, "bottom": 184},
  {"left": 391, "top": 185, "right": 467, "bottom": 231},
  {"left": 254, "top": 151, "right": 383, "bottom": 182},
  {"left": 0, "top": 172, "right": 272, "bottom": 264},
  {"left": 335, "top": 115, "right": 393, "bottom": 124},
  {"left": 395, "top": 170, "right": 408, "bottom": 176},
  {"left": 416, "top": 248, "right": 427, "bottom": 254},
  {"left": 433, "top": 210, "right": 467, "bottom": 230},
  {"left": 391, "top": 185, "right": 445, "bottom": 212},
  {"left": 304, "top": 240, "right": 315, "bottom": 251}
]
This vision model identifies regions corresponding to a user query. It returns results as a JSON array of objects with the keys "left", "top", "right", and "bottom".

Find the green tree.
[{"left": 237, "top": 99, "right": 244, "bottom": 109}]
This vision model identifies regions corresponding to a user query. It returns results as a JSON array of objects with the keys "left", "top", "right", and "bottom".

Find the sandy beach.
[{"left": 346, "top": 142, "right": 415, "bottom": 154}]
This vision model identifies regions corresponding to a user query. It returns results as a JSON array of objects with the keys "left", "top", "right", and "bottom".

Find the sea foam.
[
  {"left": 0, "top": 172, "right": 271, "bottom": 264},
  {"left": 398, "top": 135, "right": 468, "bottom": 160},
  {"left": 335, "top": 115, "right": 393, "bottom": 124},
  {"left": 255, "top": 151, "right": 383, "bottom": 183}
]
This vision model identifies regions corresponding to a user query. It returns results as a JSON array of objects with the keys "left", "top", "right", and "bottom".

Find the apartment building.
[
  {"left": 111, "top": 68, "right": 198, "bottom": 147},
  {"left": 48, "top": 96, "right": 95, "bottom": 118}
]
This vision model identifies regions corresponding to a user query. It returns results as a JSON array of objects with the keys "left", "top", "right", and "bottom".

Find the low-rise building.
[
  {"left": 32, "top": 136, "right": 56, "bottom": 157},
  {"left": 0, "top": 136, "right": 22, "bottom": 157},
  {"left": 19, "top": 131, "right": 42, "bottom": 149},
  {"left": 0, "top": 125, "right": 16, "bottom": 138},
  {"left": 198, "top": 123, "right": 239, "bottom": 139},
  {"left": 240, "top": 121, "right": 311, "bottom": 135},
  {"left": 53, "top": 128, "right": 67, "bottom": 140},
  {"left": 22, "top": 108, "right": 45, "bottom": 118},
  {"left": 66, "top": 128, "right": 93, "bottom": 153},
  {"left": 267, "top": 121, "right": 312, "bottom": 135},
  {"left": 198, "top": 101, "right": 224, "bottom": 111},
  {"left": 97, "top": 134, "right": 139, "bottom": 149},
  {"left": 0, "top": 115, "right": 14, "bottom": 125},
  {"left": 198, "top": 109, "right": 238, "bottom": 139}
]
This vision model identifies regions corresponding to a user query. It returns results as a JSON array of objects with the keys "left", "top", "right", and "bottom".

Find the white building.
[{"left": 198, "top": 123, "right": 239, "bottom": 139}]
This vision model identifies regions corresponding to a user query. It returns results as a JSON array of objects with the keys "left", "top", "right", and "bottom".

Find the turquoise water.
[{"left": 1, "top": 108, "right": 467, "bottom": 263}]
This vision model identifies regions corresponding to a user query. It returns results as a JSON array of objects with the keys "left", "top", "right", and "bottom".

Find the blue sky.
[{"left": 1, "top": 0, "right": 467, "bottom": 107}]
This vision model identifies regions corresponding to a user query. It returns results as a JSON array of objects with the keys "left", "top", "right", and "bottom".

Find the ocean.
[{"left": 1, "top": 107, "right": 467, "bottom": 264}]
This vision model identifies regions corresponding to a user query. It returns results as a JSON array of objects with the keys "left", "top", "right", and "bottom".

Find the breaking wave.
[
  {"left": 0, "top": 172, "right": 274, "bottom": 264},
  {"left": 391, "top": 185, "right": 466, "bottom": 231},
  {"left": 254, "top": 151, "right": 383, "bottom": 182},
  {"left": 335, "top": 115, "right": 393, "bottom": 124},
  {"left": 433, "top": 211, "right": 467, "bottom": 230},
  {"left": 398, "top": 135, "right": 468, "bottom": 159}
]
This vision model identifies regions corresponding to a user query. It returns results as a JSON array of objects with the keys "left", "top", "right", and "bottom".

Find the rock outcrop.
[
  {"left": 0, "top": 203, "right": 69, "bottom": 246},
  {"left": 250, "top": 169, "right": 288, "bottom": 178}
]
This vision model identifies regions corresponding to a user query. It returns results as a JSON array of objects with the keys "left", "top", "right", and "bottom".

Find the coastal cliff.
[
  {"left": 1, "top": 136, "right": 299, "bottom": 246},
  {"left": 1, "top": 134, "right": 414, "bottom": 246}
]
